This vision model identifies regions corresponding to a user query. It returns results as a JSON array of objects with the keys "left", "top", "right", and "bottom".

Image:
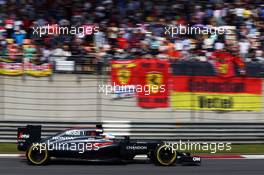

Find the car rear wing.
[{"left": 17, "top": 125, "right": 41, "bottom": 151}]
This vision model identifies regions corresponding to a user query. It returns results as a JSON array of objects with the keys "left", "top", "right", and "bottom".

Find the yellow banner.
[
  {"left": 171, "top": 92, "right": 262, "bottom": 111},
  {"left": 0, "top": 69, "right": 23, "bottom": 75},
  {"left": 111, "top": 63, "right": 137, "bottom": 69},
  {"left": 24, "top": 62, "right": 53, "bottom": 77},
  {"left": 25, "top": 69, "right": 52, "bottom": 77},
  {"left": 0, "top": 62, "right": 23, "bottom": 76}
]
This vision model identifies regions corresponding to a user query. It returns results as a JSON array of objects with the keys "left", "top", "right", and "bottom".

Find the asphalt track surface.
[{"left": 1, "top": 158, "right": 264, "bottom": 175}]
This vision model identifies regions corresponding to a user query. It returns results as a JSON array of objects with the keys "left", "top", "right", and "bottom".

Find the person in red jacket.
[
  {"left": 210, "top": 46, "right": 245, "bottom": 77},
  {"left": 116, "top": 33, "right": 128, "bottom": 50}
]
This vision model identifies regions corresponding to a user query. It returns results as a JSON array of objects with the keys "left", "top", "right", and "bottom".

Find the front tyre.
[
  {"left": 26, "top": 143, "right": 49, "bottom": 165},
  {"left": 154, "top": 144, "right": 176, "bottom": 166}
]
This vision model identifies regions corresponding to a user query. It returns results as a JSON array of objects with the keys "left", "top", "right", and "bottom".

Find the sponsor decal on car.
[
  {"left": 193, "top": 157, "right": 201, "bottom": 161},
  {"left": 51, "top": 136, "right": 75, "bottom": 140},
  {"left": 18, "top": 133, "right": 30, "bottom": 139},
  {"left": 126, "top": 145, "right": 147, "bottom": 150}
]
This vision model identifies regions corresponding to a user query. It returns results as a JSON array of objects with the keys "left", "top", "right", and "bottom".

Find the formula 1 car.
[{"left": 17, "top": 125, "right": 201, "bottom": 166}]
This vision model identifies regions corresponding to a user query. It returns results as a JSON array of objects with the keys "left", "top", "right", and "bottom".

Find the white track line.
[
  {"left": 242, "top": 155, "right": 264, "bottom": 159},
  {"left": 0, "top": 154, "right": 23, "bottom": 157}
]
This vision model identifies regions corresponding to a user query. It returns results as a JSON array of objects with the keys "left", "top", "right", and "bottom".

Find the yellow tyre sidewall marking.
[
  {"left": 27, "top": 145, "right": 48, "bottom": 165},
  {"left": 156, "top": 145, "right": 176, "bottom": 166}
]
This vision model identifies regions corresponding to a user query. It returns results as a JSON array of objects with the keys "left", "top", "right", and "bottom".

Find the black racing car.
[{"left": 17, "top": 125, "right": 201, "bottom": 166}]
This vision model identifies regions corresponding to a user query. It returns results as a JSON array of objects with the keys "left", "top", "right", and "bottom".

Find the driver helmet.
[{"left": 102, "top": 133, "right": 115, "bottom": 139}]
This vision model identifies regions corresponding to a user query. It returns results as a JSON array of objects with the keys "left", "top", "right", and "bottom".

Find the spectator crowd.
[{"left": 0, "top": 0, "right": 263, "bottom": 68}]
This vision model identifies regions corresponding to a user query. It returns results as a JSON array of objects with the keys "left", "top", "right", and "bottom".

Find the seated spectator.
[
  {"left": 255, "top": 50, "right": 264, "bottom": 62},
  {"left": 51, "top": 45, "right": 71, "bottom": 62},
  {"left": 157, "top": 45, "right": 168, "bottom": 59},
  {"left": 7, "top": 42, "right": 22, "bottom": 62},
  {"left": 40, "top": 45, "right": 51, "bottom": 63},
  {"left": 167, "top": 40, "right": 182, "bottom": 60},
  {"left": 116, "top": 32, "right": 128, "bottom": 50},
  {"left": 238, "top": 38, "right": 250, "bottom": 60},
  {"left": 12, "top": 27, "right": 26, "bottom": 45},
  {"left": 23, "top": 43, "right": 36, "bottom": 62},
  {"left": 0, "top": 42, "right": 7, "bottom": 60}
]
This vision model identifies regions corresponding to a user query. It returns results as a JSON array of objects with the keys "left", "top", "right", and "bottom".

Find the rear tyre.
[
  {"left": 154, "top": 144, "right": 176, "bottom": 166},
  {"left": 26, "top": 143, "right": 49, "bottom": 165}
]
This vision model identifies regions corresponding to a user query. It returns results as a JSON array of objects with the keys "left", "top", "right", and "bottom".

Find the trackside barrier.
[{"left": 0, "top": 121, "right": 263, "bottom": 143}]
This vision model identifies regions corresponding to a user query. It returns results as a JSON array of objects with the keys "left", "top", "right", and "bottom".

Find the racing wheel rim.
[
  {"left": 156, "top": 144, "right": 176, "bottom": 166},
  {"left": 27, "top": 144, "right": 48, "bottom": 165}
]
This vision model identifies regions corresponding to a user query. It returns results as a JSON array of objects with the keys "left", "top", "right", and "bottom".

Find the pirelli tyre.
[
  {"left": 26, "top": 143, "right": 49, "bottom": 165},
  {"left": 154, "top": 143, "right": 176, "bottom": 166}
]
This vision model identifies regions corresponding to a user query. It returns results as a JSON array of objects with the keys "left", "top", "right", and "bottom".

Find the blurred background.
[{"left": 0, "top": 0, "right": 263, "bottom": 65}]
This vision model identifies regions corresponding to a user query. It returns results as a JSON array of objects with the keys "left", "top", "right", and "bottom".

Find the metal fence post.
[{"left": 96, "top": 66, "right": 102, "bottom": 122}]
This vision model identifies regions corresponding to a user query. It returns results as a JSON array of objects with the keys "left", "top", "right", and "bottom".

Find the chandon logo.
[{"left": 126, "top": 146, "right": 147, "bottom": 150}]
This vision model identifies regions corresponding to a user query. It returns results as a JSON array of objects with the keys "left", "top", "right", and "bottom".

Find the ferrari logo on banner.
[
  {"left": 117, "top": 69, "right": 131, "bottom": 85},
  {"left": 111, "top": 60, "right": 137, "bottom": 99},
  {"left": 111, "top": 61, "right": 136, "bottom": 86},
  {"left": 146, "top": 72, "right": 163, "bottom": 94}
]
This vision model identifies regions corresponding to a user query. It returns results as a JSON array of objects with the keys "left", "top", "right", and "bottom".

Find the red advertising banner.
[{"left": 136, "top": 59, "right": 169, "bottom": 108}]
